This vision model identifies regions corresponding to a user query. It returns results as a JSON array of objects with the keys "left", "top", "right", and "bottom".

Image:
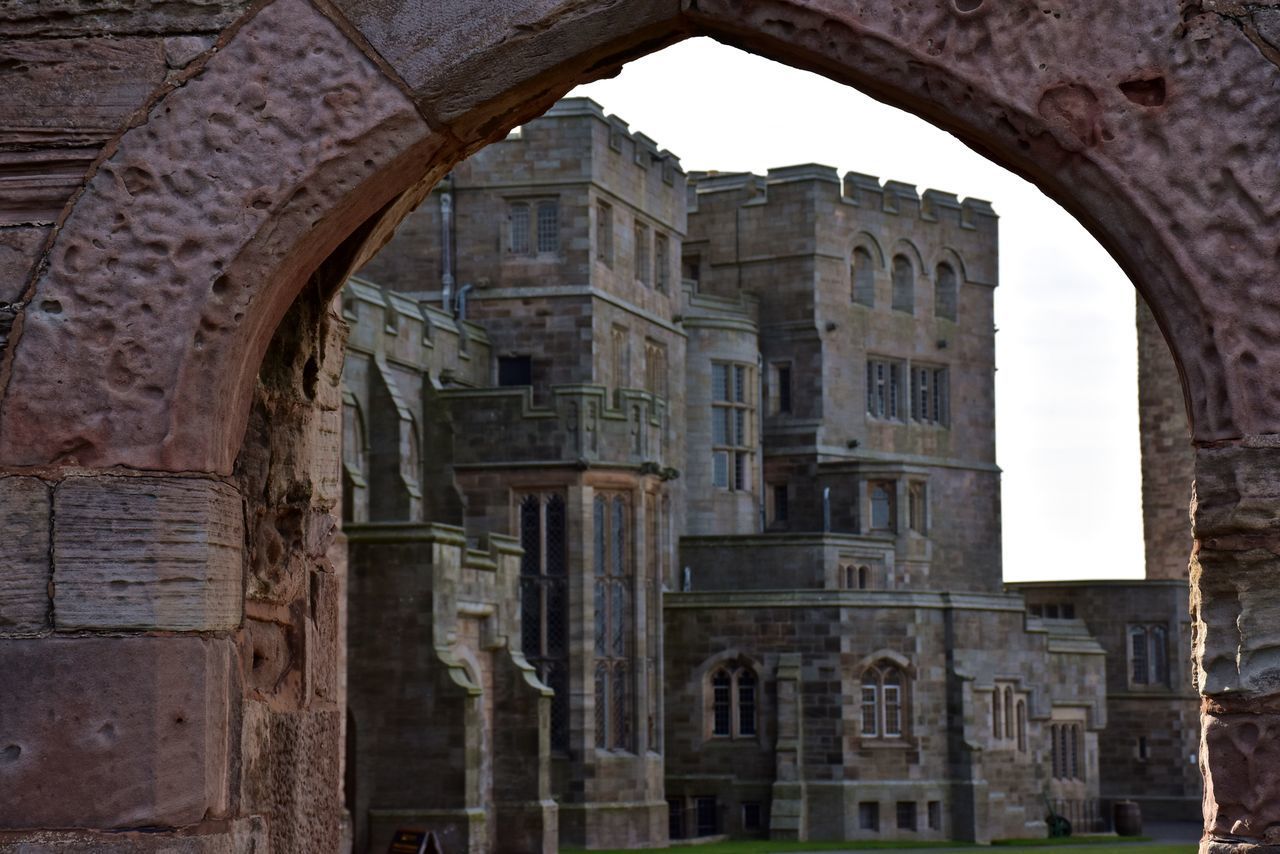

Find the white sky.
[{"left": 571, "top": 38, "right": 1145, "bottom": 582}]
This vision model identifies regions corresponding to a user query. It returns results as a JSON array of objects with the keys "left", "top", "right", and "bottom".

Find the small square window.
[
  {"left": 896, "top": 801, "right": 918, "bottom": 831},
  {"left": 742, "top": 802, "right": 762, "bottom": 832},
  {"left": 695, "top": 797, "right": 718, "bottom": 837},
  {"left": 498, "top": 356, "right": 532, "bottom": 387},
  {"left": 927, "top": 801, "right": 942, "bottom": 831}
]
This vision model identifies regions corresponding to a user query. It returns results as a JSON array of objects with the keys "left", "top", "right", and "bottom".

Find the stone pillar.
[
  {"left": 769, "top": 653, "right": 807, "bottom": 840},
  {"left": 1192, "top": 443, "right": 1280, "bottom": 850}
]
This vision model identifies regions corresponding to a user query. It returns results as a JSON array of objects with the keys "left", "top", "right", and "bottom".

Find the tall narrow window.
[
  {"left": 1151, "top": 625, "right": 1168, "bottom": 685},
  {"left": 536, "top": 200, "right": 559, "bottom": 254},
  {"left": 612, "top": 326, "right": 630, "bottom": 390},
  {"left": 908, "top": 482, "right": 927, "bottom": 534},
  {"left": 853, "top": 246, "right": 876, "bottom": 307},
  {"left": 634, "top": 221, "right": 651, "bottom": 285},
  {"left": 644, "top": 340, "right": 668, "bottom": 398},
  {"left": 509, "top": 202, "right": 531, "bottom": 255},
  {"left": 992, "top": 688, "right": 1003, "bottom": 739},
  {"left": 911, "top": 365, "right": 949, "bottom": 425},
  {"left": 594, "top": 493, "right": 632, "bottom": 751},
  {"left": 711, "top": 362, "right": 753, "bottom": 491},
  {"left": 866, "top": 359, "right": 902, "bottom": 420},
  {"left": 1016, "top": 700, "right": 1027, "bottom": 752},
  {"left": 774, "top": 363, "right": 793, "bottom": 414},
  {"left": 738, "top": 669, "right": 757, "bottom": 736},
  {"left": 597, "top": 201, "right": 614, "bottom": 267},
  {"left": 1130, "top": 625, "right": 1149, "bottom": 685},
  {"left": 935, "top": 261, "right": 958, "bottom": 320},
  {"left": 883, "top": 670, "right": 903, "bottom": 736},
  {"left": 892, "top": 254, "right": 914, "bottom": 313},
  {"left": 870, "top": 483, "right": 895, "bottom": 532},
  {"left": 655, "top": 233, "right": 670, "bottom": 292},
  {"left": 860, "top": 675, "right": 879, "bottom": 736},
  {"left": 772, "top": 484, "right": 789, "bottom": 524},
  {"left": 519, "top": 493, "right": 569, "bottom": 752},
  {"left": 711, "top": 670, "right": 732, "bottom": 736}
]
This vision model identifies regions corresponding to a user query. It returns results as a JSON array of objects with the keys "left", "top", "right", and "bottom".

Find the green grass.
[
  {"left": 561, "top": 839, "right": 1189, "bottom": 854},
  {"left": 993, "top": 839, "right": 1153, "bottom": 847}
]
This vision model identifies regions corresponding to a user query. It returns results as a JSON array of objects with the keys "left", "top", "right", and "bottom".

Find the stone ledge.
[
  {"left": 0, "top": 636, "right": 234, "bottom": 830},
  {"left": 53, "top": 476, "right": 243, "bottom": 631},
  {"left": 0, "top": 818, "right": 265, "bottom": 852}
]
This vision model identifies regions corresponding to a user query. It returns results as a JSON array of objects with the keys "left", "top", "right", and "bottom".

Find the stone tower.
[{"left": 1136, "top": 295, "right": 1194, "bottom": 580}]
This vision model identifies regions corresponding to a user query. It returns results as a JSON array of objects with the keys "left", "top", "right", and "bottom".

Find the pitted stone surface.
[
  {"left": 0, "top": 636, "right": 233, "bottom": 830},
  {"left": 0, "top": 0, "right": 253, "bottom": 37},
  {"left": 330, "top": 0, "right": 684, "bottom": 130},
  {"left": 0, "top": 0, "right": 435, "bottom": 473},
  {"left": 1204, "top": 711, "right": 1280, "bottom": 841},
  {"left": 0, "top": 476, "right": 50, "bottom": 633},
  {"left": 52, "top": 476, "right": 243, "bottom": 631},
  {"left": 1192, "top": 545, "right": 1280, "bottom": 697}
]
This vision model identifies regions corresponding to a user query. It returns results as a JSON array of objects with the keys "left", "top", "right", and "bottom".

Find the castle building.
[{"left": 337, "top": 98, "right": 1184, "bottom": 853}]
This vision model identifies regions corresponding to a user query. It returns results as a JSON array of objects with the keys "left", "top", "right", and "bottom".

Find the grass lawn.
[{"left": 560, "top": 839, "right": 1192, "bottom": 854}]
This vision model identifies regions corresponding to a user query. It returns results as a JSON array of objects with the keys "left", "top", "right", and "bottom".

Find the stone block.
[
  {"left": 0, "top": 225, "right": 49, "bottom": 303},
  {"left": 0, "top": 477, "right": 51, "bottom": 633},
  {"left": 329, "top": 0, "right": 681, "bottom": 127},
  {"left": 1203, "top": 710, "right": 1280, "bottom": 841},
  {"left": 0, "top": 636, "right": 233, "bottom": 829},
  {"left": 1193, "top": 444, "right": 1280, "bottom": 541},
  {"left": 53, "top": 476, "right": 243, "bottom": 631},
  {"left": 1193, "top": 545, "right": 1280, "bottom": 697}
]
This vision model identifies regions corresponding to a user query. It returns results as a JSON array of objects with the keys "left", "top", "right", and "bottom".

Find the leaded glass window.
[{"left": 518, "top": 493, "right": 569, "bottom": 751}]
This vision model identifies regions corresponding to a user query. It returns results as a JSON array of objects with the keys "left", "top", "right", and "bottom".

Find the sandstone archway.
[{"left": 2, "top": 0, "right": 1278, "bottom": 850}]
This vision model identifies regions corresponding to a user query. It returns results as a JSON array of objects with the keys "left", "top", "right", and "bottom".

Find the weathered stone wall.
[{"left": 663, "top": 591, "right": 1103, "bottom": 842}]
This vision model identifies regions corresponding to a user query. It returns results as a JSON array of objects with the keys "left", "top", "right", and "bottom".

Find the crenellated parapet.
[{"left": 443, "top": 384, "right": 675, "bottom": 473}]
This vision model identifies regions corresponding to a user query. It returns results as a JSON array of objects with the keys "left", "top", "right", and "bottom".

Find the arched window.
[
  {"left": 860, "top": 662, "right": 908, "bottom": 739},
  {"left": 935, "top": 261, "right": 958, "bottom": 320},
  {"left": 892, "top": 254, "right": 914, "bottom": 314},
  {"left": 707, "top": 663, "right": 759, "bottom": 739},
  {"left": 341, "top": 402, "right": 368, "bottom": 523},
  {"left": 509, "top": 201, "right": 531, "bottom": 254},
  {"left": 852, "top": 246, "right": 875, "bottom": 307},
  {"left": 858, "top": 565, "right": 871, "bottom": 590}
]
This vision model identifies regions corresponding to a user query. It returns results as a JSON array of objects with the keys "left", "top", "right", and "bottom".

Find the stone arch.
[
  {"left": 1, "top": 0, "right": 1278, "bottom": 847},
  {"left": 852, "top": 230, "right": 886, "bottom": 270},
  {"left": 2, "top": 0, "right": 1273, "bottom": 464}
]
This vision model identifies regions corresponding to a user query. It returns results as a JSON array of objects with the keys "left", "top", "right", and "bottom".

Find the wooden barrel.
[{"left": 1114, "top": 800, "right": 1143, "bottom": 837}]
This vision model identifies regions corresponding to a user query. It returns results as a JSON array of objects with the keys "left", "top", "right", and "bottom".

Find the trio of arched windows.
[
  {"left": 992, "top": 684, "right": 1028, "bottom": 752},
  {"left": 850, "top": 246, "right": 960, "bottom": 319}
]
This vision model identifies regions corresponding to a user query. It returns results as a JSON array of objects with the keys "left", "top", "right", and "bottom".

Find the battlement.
[
  {"left": 443, "top": 384, "right": 676, "bottom": 473},
  {"left": 688, "top": 165, "right": 998, "bottom": 229},
  {"left": 505, "top": 96, "right": 685, "bottom": 182},
  {"left": 343, "top": 276, "right": 491, "bottom": 389}
]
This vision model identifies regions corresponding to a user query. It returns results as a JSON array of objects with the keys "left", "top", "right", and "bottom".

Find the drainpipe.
[
  {"left": 439, "top": 174, "right": 455, "bottom": 313},
  {"left": 758, "top": 350, "right": 766, "bottom": 533},
  {"left": 455, "top": 283, "right": 474, "bottom": 321}
]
